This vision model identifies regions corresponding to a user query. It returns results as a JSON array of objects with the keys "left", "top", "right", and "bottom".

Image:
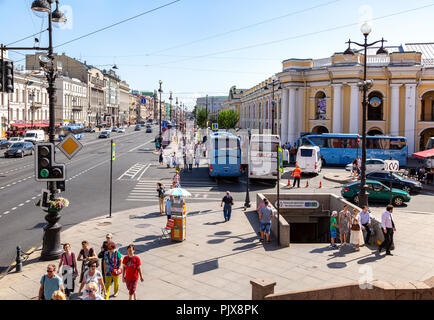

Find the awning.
[
  {"left": 412, "top": 148, "right": 434, "bottom": 160},
  {"left": 10, "top": 122, "right": 61, "bottom": 128}
]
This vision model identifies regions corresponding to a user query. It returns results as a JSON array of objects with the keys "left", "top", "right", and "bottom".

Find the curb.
[{"left": 323, "top": 174, "right": 355, "bottom": 185}]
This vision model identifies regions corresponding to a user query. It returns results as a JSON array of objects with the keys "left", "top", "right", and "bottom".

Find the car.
[
  {"left": 345, "top": 158, "right": 385, "bottom": 173},
  {"left": 98, "top": 130, "right": 111, "bottom": 139},
  {"left": 146, "top": 125, "right": 152, "bottom": 133},
  {"left": 8, "top": 137, "right": 25, "bottom": 143},
  {"left": 365, "top": 171, "right": 422, "bottom": 194},
  {"left": 134, "top": 125, "right": 141, "bottom": 131},
  {"left": 4, "top": 142, "right": 34, "bottom": 158},
  {"left": 111, "top": 126, "right": 118, "bottom": 132},
  {"left": 85, "top": 127, "right": 96, "bottom": 133},
  {"left": 341, "top": 179, "right": 411, "bottom": 207},
  {"left": 0, "top": 139, "right": 10, "bottom": 150},
  {"left": 118, "top": 127, "right": 126, "bottom": 133}
]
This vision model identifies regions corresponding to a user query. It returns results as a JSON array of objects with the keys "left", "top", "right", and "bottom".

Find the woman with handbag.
[
  {"left": 57, "top": 243, "right": 78, "bottom": 299},
  {"left": 77, "top": 240, "right": 97, "bottom": 284},
  {"left": 103, "top": 241, "right": 122, "bottom": 300},
  {"left": 350, "top": 208, "right": 365, "bottom": 251}
]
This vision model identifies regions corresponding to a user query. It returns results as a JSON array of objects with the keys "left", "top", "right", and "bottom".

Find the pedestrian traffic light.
[
  {"left": 0, "top": 59, "right": 14, "bottom": 93},
  {"left": 35, "top": 143, "right": 66, "bottom": 182}
]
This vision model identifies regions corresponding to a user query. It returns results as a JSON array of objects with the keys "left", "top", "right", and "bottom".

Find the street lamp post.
[
  {"left": 169, "top": 91, "right": 173, "bottom": 122},
  {"left": 244, "top": 128, "right": 251, "bottom": 209},
  {"left": 158, "top": 80, "right": 163, "bottom": 147},
  {"left": 344, "top": 22, "right": 388, "bottom": 208}
]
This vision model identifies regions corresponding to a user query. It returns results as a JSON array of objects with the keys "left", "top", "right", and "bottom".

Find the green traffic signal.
[{"left": 40, "top": 169, "right": 49, "bottom": 178}]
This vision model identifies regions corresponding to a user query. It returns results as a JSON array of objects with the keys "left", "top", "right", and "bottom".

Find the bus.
[
  {"left": 296, "top": 133, "right": 408, "bottom": 166},
  {"left": 58, "top": 124, "right": 85, "bottom": 140},
  {"left": 249, "top": 134, "right": 281, "bottom": 181},
  {"left": 208, "top": 132, "right": 242, "bottom": 178}
]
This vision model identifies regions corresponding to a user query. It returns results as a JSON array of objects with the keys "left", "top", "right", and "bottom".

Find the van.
[
  {"left": 24, "top": 130, "right": 46, "bottom": 144},
  {"left": 296, "top": 145, "right": 322, "bottom": 175}
]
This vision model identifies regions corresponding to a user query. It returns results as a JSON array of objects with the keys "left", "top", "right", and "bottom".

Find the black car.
[
  {"left": 366, "top": 171, "right": 423, "bottom": 194},
  {"left": 98, "top": 131, "right": 111, "bottom": 139},
  {"left": 4, "top": 142, "right": 34, "bottom": 158},
  {"left": 134, "top": 125, "right": 141, "bottom": 131},
  {"left": 0, "top": 139, "right": 10, "bottom": 150},
  {"left": 146, "top": 125, "right": 152, "bottom": 133}
]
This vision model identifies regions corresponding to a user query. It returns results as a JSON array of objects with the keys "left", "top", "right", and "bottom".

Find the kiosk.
[{"left": 171, "top": 196, "right": 186, "bottom": 241}]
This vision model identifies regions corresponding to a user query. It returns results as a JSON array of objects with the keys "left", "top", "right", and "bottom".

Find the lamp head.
[
  {"left": 31, "top": 0, "right": 51, "bottom": 14},
  {"left": 52, "top": 1, "right": 66, "bottom": 23},
  {"left": 360, "top": 22, "right": 372, "bottom": 36}
]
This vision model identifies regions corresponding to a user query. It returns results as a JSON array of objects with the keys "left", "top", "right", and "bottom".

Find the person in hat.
[{"left": 330, "top": 211, "right": 339, "bottom": 249}]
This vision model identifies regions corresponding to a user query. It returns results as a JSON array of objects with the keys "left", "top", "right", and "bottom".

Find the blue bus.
[
  {"left": 296, "top": 134, "right": 408, "bottom": 166},
  {"left": 58, "top": 124, "right": 85, "bottom": 140},
  {"left": 208, "top": 132, "right": 242, "bottom": 178}
]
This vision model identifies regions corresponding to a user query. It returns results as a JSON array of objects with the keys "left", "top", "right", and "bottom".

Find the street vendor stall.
[
  {"left": 412, "top": 148, "right": 434, "bottom": 185},
  {"left": 165, "top": 188, "right": 191, "bottom": 241}
]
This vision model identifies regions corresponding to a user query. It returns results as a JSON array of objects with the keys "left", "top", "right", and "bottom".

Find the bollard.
[
  {"left": 287, "top": 178, "right": 291, "bottom": 187},
  {"left": 319, "top": 181, "right": 322, "bottom": 188},
  {"left": 305, "top": 180, "right": 309, "bottom": 188},
  {"left": 16, "top": 246, "right": 23, "bottom": 273}
]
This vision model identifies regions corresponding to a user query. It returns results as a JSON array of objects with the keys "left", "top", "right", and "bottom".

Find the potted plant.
[{"left": 36, "top": 197, "right": 70, "bottom": 213}]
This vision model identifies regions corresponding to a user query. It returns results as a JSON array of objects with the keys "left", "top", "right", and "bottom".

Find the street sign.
[
  {"left": 112, "top": 141, "right": 116, "bottom": 161},
  {"left": 212, "top": 123, "right": 218, "bottom": 131},
  {"left": 40, "top": 189, "right": 51, "bottom": 210},
  {"left": 275, "top": 200, "right": 320, "bottom": 209},
  {"left": 57, "top": 133, "right": 82, "bottom": 160},
  {"left": 384, "top": 160, "right": 399, "bottom": 172},
  {"left": 278, "top": 147, "right": 283, "bottom": 173}
]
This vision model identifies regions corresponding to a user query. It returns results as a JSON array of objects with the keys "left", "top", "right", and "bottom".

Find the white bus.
[{"left": 248, "top": 134, "right": 281, "bottom": 180}]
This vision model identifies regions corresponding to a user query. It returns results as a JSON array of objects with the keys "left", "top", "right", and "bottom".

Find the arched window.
[
  {"left": 315, "top": 91, "right": 327, "bottom": 120},
  {"left": 368, "top": 91, "right": 384, "bottom": 121}
]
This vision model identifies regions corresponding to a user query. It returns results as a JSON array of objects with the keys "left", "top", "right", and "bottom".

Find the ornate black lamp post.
[{"left": 344, "top": 22, "right": 388, "bottom": 207}]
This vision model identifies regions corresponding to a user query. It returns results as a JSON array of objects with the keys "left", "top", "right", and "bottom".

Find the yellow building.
[{"left": 238, "top": 43, "right": 434, "bottom": 153}]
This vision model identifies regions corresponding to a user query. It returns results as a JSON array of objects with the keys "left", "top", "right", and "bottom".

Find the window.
[
  {"left": 309, "top": 137, "right": 328, "bottom": 148},
  {"left": 300, "top": 149, "right": 313, "bottom": 157},
  {"left": 368, "top": 92, "right": 383, "bottom": 120},
  {"left": 372, "top": 183, "right": 385, "bottom": 192},
  {"left": 315, "top": 92, "right": 327, "bottom": 120}
]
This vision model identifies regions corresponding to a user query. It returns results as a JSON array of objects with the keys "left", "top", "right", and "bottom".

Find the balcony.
[{"left": 72, "top": 105, "right": 83, "bottom": 111}]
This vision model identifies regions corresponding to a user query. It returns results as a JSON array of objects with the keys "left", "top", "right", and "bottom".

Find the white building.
[
  {"left": 196, "top": 96, "right": 228, "bottom": 117},
  {"left": 55, "top": 76, "right": 88, "bottom": 125}
]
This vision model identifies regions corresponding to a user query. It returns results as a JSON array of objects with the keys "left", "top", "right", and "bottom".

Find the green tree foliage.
[
  {"left": 217, "top": 109, "right": 239, "bottom": 129},
  {"left": 196, "top": 108, "right": 208, "bottom": 128}
]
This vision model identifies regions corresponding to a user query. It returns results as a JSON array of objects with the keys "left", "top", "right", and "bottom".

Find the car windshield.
[
  {"left": 10, "top": 138, "right": 20, "bottom": 141},
  {"left": 11, "top": 143, "right": 24, "bottom": 148}
]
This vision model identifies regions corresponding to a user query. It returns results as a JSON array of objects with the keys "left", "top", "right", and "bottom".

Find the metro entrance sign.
[{"left": 384, "top": 160, "right": 400, "bottom": 172}]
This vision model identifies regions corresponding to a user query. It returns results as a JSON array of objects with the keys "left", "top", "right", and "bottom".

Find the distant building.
[{"left": 196, "top": 96, "right": 228, "bottom": 117}]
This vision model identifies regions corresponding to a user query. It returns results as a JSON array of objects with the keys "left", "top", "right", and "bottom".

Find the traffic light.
[
  {"left": 35, "top": 143, "right": 66, "bottom": 182},
  {"left": 0, "top": 59, "right": 14, "bottom": 93}
]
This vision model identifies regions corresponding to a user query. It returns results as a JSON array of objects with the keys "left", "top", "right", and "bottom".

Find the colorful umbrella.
[{"left": 165, "top": 187, "right": 192, "bottom": 197}]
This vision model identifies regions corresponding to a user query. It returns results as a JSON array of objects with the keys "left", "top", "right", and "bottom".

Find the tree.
[
  {"left": 196, "top": 108, "right": 208, "bottom": 128},
  {"left": 217, "top": 109, "right": 239, "bottom": 129}
]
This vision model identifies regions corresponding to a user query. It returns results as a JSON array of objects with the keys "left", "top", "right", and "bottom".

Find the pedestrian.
[
  {"left": 350, "top": 208, "right": 364, "bottom": 251},
  {"left": 357, "top": 156, "right": 361, "bottom": 174},
  {"left": 57, "top": 243, "right": 78, "bottom": 299},
  {"left": 258, "top": 199, "right": 276, "bottom": 243},
  {"left": 39, "top": 264, "right": 64, "bottom": 300},
  {"left": 172, "top": 152, "right": 178, "bottom": 168},
  {"left": 157, "top": 183, "right": 166, "bottom": 215},
  {"left": 78, "top": 259, "right": 106, "bottom": 298},
  {"left": 195, "top": 148, "right": 201, "bottom": 168},
  {"left": 122, "top": 244, "right": 144, "bottom": 300},
  {"left": 330, "top": 211, "right": 339, "bottom": 249},
  {"left": 338, "top": 204, "right": 351, "bottom": 246},
  {"left": 166, "top": 196, "right": 172, "bottom": 220},
  {"left": 417, "top": 166, "right": 425, "bottom": 182},
  {"left": 183, "top": 152, "right": 188, "bottom": 170},
  {"left": 352, "top": 158, "right": 359, "bottom": 178},
  {"left": 103, "top": 241, "right": 122, "bottom": 300},
  {"left": 82, "top": 282, "right": 104, "bottom": 300},
  {"left": 173, "top": 171, "right": 181, "bottom": 187},
  {"left": 378, "top": 204, "right": 396, "bottom": 256},
  {"left": 292, "top": 164, "right": 301, "bottom": 188},
  {"left": 202, "top": 143, "right": 207, "bottom": 157},
  {"left": 98, "top": 233, "right": 113, "bottom": 284},
  {"left": 159, "top": 148, "right": 163, "bottom": 165},
  {"left": 187, "top": 152, "right": 194, "bottom": 171},
  {"left": 77, "top": 240, "right": 97, "bottom": 284},
  {"left": 360, "top": 205, "right": 372, "bottom": 245},
  {"left": 52, "top": 290, "right": 67, "bottom": 300},
  {"left": 221, "top": 191, "right": 234, "bottom": 222}
]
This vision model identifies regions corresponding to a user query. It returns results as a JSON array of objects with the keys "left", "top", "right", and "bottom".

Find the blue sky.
[{"left": 1, "top": 0, "right": 434, "bottom": 110}]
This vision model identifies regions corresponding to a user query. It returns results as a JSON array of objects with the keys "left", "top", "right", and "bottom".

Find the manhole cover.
[
  {"left": 135, "top": 224, "right": 151, "bottom": 229},
  {"left": 97, "top": 222, "right": 112, "bottom": 226}
]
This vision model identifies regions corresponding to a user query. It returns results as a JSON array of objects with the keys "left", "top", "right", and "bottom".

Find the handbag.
[
  {"left": 111, "top": 251, "right": 122, "bottom": 276},
  {"left": 351, "top": 217, "right": 360, "bottom": 231}
]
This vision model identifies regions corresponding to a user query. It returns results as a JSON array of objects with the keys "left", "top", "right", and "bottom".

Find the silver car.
[{"left": 345, "top": 158, "right": 385, "bottom": 173}]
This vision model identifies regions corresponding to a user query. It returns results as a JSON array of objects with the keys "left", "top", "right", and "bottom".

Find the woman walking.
[
  {"left": 338, "top": 205, "right": 351, "bottom": 246},
  {"left": 122, "top": 244, "right": 144, "bottom": 300},
  {"left": 77, "top": 240, "right": 97, "bottom": 284},
  {"left": 57, "top": 243, "right": 78, "bottom": 299},
  {"left": 157, "top": 183, "right": 166, "bottom": 215},
  {"left": 350, "top": 208, "right": 364, "bottom": 251},
  {"left": 103, "top": 241, "right": 122, "bottom": 300},
  {"left": 78, "top": 260, "right": 106, "bottom": 299},
  {"left": 98, "top": 233, "right": 112, "bottom": 282}
]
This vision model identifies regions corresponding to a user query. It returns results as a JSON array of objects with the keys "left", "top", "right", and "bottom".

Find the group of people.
[
  {"left": 158, "top": 141, "right": 203, "bottom": 171},
  {"left": 157, "top": 171, "right": 183, "bottom": 219},
  {"left": 38, "top": 235, "right": 144, "bottom": 300},
  {"left": 330, "top": 204, "right": 396, "bottom": 256}
]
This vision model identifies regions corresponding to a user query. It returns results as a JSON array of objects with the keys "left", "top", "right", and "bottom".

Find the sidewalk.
[{"left": 1, "top": 195, "right": 434, "bottom": 300}]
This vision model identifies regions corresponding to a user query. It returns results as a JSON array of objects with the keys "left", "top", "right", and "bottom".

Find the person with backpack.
[
  {"left": 57, "top": 243, "right": 78, "bottom": 299},
  {"left": 157, "top": 183, "right": 166, "bottom": 215},
  {"left": 122, "top": 244, "right": 144, "bottom": 300}
]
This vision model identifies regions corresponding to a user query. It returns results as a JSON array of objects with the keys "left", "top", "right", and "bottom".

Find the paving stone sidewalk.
[{"left": 1, "top": 198, "right": 434, "bottom": 300}]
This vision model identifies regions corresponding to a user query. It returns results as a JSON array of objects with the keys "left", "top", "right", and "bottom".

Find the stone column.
[
  {"left": 250, "top": 279, "right": 276, "bottom": 300},
  {"left": 287, "top": 88, "right": 296, "bottom": 143},
  {"left": 405, "top": 84, "right": 417, "bottom": 154},
  {"left": 281, "top": 89, "right": 289, "bottom": 143},
  {"left": 297, "top": 88, "right": 304, "bottom": 139},
  {"left": 349, "top": 84, "right": 360, "bottom": 134},
  {"left": 390, "top": 84, "right": 401, "bottom": 136},
  {"left": 332, "top": 84, "right": 343, "bottom": 133}
]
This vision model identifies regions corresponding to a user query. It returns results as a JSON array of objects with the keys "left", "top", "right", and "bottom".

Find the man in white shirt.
[
  {"left": 360, "top": 206, "right": 371, "bottom": 244},
  {"left": 378, "top": 204, "right": 396, "bottom": 256}
]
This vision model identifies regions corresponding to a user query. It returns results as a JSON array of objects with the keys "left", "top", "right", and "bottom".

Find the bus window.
[{"left": 310, "top": 137, "right": 328, "bottom": 148}]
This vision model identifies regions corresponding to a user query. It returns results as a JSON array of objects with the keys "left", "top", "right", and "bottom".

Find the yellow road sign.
[{"left": 57, "top": 134, "right": 83, "bottom": 160}]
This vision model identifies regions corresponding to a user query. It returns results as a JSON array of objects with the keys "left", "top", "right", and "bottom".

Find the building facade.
[
  {"left": 87, "top": 67, "right": 106, "bottom": 126},
  {"left": 103, "top": 69, "right": 120, "bottom": 126},
  {"left": 196, "top": 96, "right": 228, "bottom": 118},
  {"left": 55, "top": 76, "right": 88, "bottom": 125},
  {"left": 238, "top": 43, "right": 434, "bottom": 153},
  {"left": 119, "top": 81, "right": 130, "bottom": 125}
]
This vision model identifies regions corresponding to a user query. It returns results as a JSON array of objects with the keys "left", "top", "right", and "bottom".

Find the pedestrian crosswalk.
[
  {"left": 117, "top": 163, "right": 152, "bottom": 181},
  {"left": 126, "top": 178, "right": 223, "bottom": 202}
]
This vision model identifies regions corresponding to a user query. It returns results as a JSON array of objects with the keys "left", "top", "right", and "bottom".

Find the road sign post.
[
  {"left": 384, "top": 160, "right": 399, "bottom": 205},
  {"left": 109, "top": 140, "right": 115, "bottom": 218}
]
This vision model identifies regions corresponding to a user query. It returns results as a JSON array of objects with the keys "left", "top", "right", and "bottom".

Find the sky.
[{"left": 1, "top": 0, "right": 434, "bottom": 110}]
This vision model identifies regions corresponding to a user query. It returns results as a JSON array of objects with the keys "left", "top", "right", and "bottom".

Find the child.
[{"left": 330, "top": 211, "right": 339, "bottom": 249}]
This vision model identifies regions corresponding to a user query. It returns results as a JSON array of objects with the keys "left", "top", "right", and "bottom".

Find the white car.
[
  {"left": 345, "top": 158, "right": 385, "bottom": 173},
  {"left": 8, "top": 137, "right": 25, "bottom": 143},
  {"left": 118, "top": 127, "right": 126, "bottom": 133}
]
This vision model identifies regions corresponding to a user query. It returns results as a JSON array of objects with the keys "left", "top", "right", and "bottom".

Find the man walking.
[
  {"left": 360, "top": 205, "right": 372, "bottom": 245},
  {"left": 379, "top": 204, "right": 396, "bottom": 256},
  {"left": 258, "top": 199, "right": 276, "bottom": 243},
  {"left": 39, "top": 264, "right": 64, "bottom": 300},
  {"left": 221, "top": 191, "right": 234, "bottom": 222},
  {"left": 292, "top": 164, "right": 301, "bottom": 188}
]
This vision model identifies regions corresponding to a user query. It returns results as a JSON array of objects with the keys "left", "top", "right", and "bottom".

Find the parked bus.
[
  {"left": 58, "top": 124, "right": 85, "bottom": 140},
  {"left": 248, "top": 134, "right": 281, "bottom": 181},
  {"left": 296, "top": 133, "right": 408, "bottom": 166},
  {"left": 208, "top": 132, "right": 242, "bottom": 178}
]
